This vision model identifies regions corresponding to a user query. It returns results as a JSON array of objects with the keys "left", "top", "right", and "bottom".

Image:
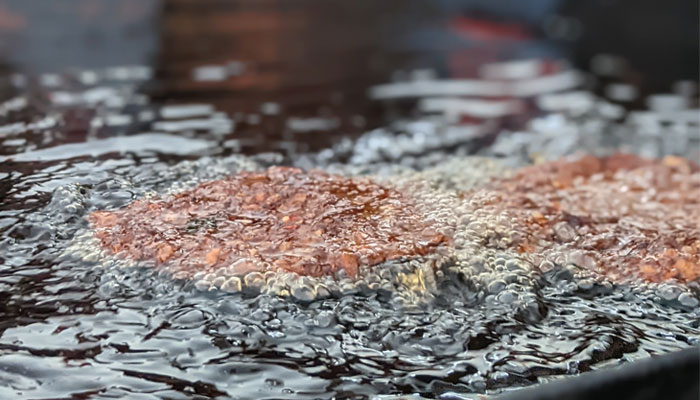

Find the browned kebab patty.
[
  {"left": 89, "top": 166, "right": 449, "bottom": 280},
  {"left": 464, "top": 154, "right": 700, "bottom": 283},
  {"left": 89, "top": 154, "right": 699, "bottom": 285}
]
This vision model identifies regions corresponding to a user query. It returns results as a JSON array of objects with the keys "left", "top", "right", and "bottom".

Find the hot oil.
[
  {"left": 0, "top": 40, "right": 698, "bottom": 400},
  {"left": 2, "top": 144, "right": 698, "bottom": 399}
]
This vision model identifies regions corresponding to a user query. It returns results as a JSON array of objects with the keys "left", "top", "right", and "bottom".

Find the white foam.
[
  {"left": 646, "top": 94, "right": 690, "bottom": 112},
  {"left": 286, "top": 117, "right": 340, "bottom": 132},
  {"left": 160, "top": 104, "right": 215, "bottom": 119},
  {"left": 537, "top": 91, "right": 595, "bottom": 113},
  {"left": 369, "top": 70, "right": 581, "bottom": 100},
  {"left": 419, "top": 97, "right": 521, "bottom": 118},
  {"left": 479, "top": 59, "right": 544, "bottom": 80},
  {"left": 2, "top": 133, "right": 214, "bottom": 162}
]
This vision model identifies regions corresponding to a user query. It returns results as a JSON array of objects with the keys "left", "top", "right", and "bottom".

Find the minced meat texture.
[
  {"left": 465, "top": 154, "right": 700, "bottom": 283},
  {"left": 90, "top": 167, "right": 448, "bottom": 278}
]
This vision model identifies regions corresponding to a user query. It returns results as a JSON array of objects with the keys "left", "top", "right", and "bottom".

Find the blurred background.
[{"left": 0, "top": 0, "right": 697, "bottom": 157}]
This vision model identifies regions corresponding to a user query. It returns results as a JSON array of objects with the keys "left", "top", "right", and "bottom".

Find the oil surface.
[
  {"left": 1, "top": 2, "right": 699, "bottom": 399},
  {"left": 2, "top": 149, "right": 699, "bottom": 399},
  {"left": 2, "top": 94, "right": 699, "bottom": 399}
]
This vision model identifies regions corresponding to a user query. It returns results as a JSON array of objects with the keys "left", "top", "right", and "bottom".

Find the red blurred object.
[{"left": 449, "top": 16, "right": 532, "bottom": 42}]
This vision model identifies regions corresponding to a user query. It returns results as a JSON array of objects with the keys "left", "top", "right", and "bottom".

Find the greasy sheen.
[
  {"left": 89, "top": 167, "right": 448, "bottom": 279},
  {"left": 465, "top": 154, "right": 700, "bottom": 283}
]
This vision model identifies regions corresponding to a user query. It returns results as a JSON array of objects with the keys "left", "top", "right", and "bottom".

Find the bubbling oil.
[
  {"left": 5, "top": 70, "right": 700, "bottom": 396},
  {"left": 88, "top": 166, "right": 449, "bottom": 287},
  {"left": 464, "top": 154, "right": 700, "bottom": 284},
  {"left": 49, "top": 157, "right": 700, "bottom": 398}
]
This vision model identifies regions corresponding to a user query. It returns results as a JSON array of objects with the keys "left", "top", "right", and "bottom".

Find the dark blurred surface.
[
  {"left": 1, "top": 0, "right": 697, "bottom": 143},
  {"left": 0, "top": 0, "right": 158, "bottom": 71},
  {"left": 496, "top": 346, "right": 700, "bottom": 400},
  {"left": 559, "top": 0, "right": 699, "bottom": 102}
]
